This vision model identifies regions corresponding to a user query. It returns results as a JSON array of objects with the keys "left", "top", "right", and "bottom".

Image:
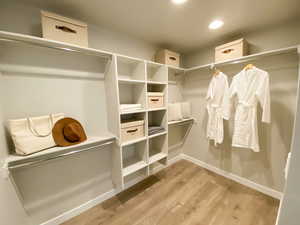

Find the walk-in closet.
[{"left": 0, "top": 0, "right": 300, "bottom": 225}]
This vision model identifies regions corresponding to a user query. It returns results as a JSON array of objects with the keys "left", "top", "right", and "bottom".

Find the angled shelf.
[
  {"left": 149, "top": 152, "right": 167, "bottom": 164},
  {"left": 148, "top": 131, "right": 167, "bottom": 139},
  {"left": 168, "top": 118, "right": 194, "bottom": 125}
]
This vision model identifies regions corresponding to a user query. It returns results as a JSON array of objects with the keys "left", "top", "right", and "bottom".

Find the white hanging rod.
[
  {"left": 7, "top": 140, "right": 114, "bottom": 170},
  {"left": 185, "top": 45, "right": 299, "bottom": 72},
  {"left": 0, "top": 31, "right": 113, "bottom": 59}
]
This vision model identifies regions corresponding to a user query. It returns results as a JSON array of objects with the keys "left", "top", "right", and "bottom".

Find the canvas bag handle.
[{"left": 27, "top": 114, "right": 54, "bottom": 137}]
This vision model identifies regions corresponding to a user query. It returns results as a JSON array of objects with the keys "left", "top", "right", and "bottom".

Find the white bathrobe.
[
  {"left": 206, "top": 72, "right": 229, "bottom": 145},
  {"left": 224, "top": 67, "right": 271, "bottom": 152}
]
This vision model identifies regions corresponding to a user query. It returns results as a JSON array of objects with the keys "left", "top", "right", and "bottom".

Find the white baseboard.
[
  {"left": 40, "top": 154, "right": 183, "bottom": 225},
  {"left": 181, "top": 154, "right": 283, "bottom": 200},
  {"left": 41, "top": 153, "right": 282, "bottom": 225}
]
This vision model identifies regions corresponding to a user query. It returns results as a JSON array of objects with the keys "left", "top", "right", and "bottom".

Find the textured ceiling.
[{"left": 21, "top": 0, "right": 300, "bottom": 53}]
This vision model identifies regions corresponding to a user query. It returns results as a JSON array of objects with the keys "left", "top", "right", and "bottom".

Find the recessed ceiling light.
[
  {"left": 209, "top": 20, "right": 224, "bottom": 30},
  {"left": 171, "top": 0, "right": 188, "bottom": 5}
]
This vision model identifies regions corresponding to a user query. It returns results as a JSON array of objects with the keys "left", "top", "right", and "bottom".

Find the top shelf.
[
  {"left": 185, "top": 46, "right": 299, "bottom": 72},
  {"left": 0, "top": 30, "right": 297, "bottom": 74},
  {"left": 0, "top": 30, "right": 113, "bottom": 59}
]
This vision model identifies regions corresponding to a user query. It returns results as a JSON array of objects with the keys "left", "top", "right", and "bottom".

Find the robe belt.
[
  {"left": 210, "top": 104, "right": 221, "bottom": 108},
  {"left": 238, "top": 101, "right": 256, "bottom": 108}
]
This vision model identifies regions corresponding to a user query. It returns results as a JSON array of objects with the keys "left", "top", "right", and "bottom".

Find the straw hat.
[{"left": 52, "top": 118, "right": 87, "bottom": 147}]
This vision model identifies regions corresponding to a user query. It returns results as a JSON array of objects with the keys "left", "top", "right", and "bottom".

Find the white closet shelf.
[
  {"left": 0, "top": 31, "right": 113, "bottom": 59},
  {"left": 168, "top": 118, "right": 194, "bottom": 125},
  {"left": 185, "top": 45, "right": 299, "bottom": 72},
  {"left": 148, "top": 107, "right": 167, "bottom": 112},
  {"left": 147, "top": 81, "right": 168, "bottom": 85},
  {"left": 121, "top": 137, "right": 147, "bottom": 147},
  {"left": 118, "top": 78, "right": 146, "bottom": 84},
  {"left": 149, "top": 152, "right": 167, "bottom": 164},
  {"left": 120, "top": 109, "right": 147, "bottom": 115},
  {"left": 4, "top": 135, "right": 116, "bottom": 170},
  {"left": 122, "top": 161, "right": 148, "bottom": 177},
  {"left": 148, "top": 131, "right": 167, "bottom": 139}
]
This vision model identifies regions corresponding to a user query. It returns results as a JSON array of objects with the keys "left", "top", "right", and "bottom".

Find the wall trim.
[
  {"left": 40, "top": 154, "right": 182, "bottom": 225},
  {"left": 181, "top": 154, "right": 283, "bottom": 200}
]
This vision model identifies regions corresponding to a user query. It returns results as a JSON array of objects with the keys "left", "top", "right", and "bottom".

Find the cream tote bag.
[{"left": 9, "top": 113, "right": 65, "bottom": 155}]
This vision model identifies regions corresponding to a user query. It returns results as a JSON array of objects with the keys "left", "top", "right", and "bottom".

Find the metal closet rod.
[
  {"left": 185, "top": 45, "right": 299, "bottom": 72},
  {"left": 8, "top": 140, "right": 114, "bottom": 170}
]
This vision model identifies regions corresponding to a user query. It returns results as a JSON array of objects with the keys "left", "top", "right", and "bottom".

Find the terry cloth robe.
[
  {"left": 224, "top": 66, "right": 271, "bottom": 152},
  {"left": 206, "top": 72, "right": 229, "bottom": 145}
]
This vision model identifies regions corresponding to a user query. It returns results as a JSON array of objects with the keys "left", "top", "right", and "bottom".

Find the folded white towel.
[{"left": 120, "top": 104, "right": 142, "bottom": 110}]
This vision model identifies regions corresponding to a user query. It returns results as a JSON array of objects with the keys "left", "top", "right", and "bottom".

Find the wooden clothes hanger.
[
  {"left": 244, "top": 64, "right": 255, "bottom": 70},
  {"left": 213, "top": 69, "right": 221, "bottom": 77}
]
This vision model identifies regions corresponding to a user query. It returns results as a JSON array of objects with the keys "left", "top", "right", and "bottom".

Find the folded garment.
[{"left": 148, "top": 126, "right": 165, "bottom": 135}]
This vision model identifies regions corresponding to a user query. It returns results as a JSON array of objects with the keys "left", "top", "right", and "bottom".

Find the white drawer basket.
[
  {"left": 215, "top": 39, "right": 248, "bottom": 63},
  {"left": 121, "top": 120, "right": 145, "bottom": 143},
  {"left": 148, "top": 92, "right": 164, "bottom": 109},
  {"left": 41, "top": 10, "right": 88, "bottom": 47}
]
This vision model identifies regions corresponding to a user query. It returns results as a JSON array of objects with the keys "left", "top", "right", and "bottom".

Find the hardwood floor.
[{"left": 62, "top": 160, "right": 280, "bottom": 225}]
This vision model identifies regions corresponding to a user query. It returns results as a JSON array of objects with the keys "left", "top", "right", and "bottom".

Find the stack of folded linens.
[
  {"left": 120, "top": 104, "right": 142, "bottom": 112},
  {"left": 148, "top": 126, "right": 165, "bottom": 136}
]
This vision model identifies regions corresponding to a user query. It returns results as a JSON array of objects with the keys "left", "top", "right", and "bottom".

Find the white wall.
[
  {"left": 276, "top": 55, "right": 300, "bottom": 225},
  {"left": 0, "top": 1, "right": 160, "bottom": 225},
  {"left": 181, "top": 20, "right": 300, "bottom": 193}
]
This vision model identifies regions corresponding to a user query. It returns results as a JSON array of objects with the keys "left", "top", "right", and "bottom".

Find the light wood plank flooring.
[{"left": 62, "top": 160, "right": 279, "bottom": 225}]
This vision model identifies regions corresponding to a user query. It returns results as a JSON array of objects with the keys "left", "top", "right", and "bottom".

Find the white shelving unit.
[{"left": 106, "top": 55, "right": 169, "bottom": 189}]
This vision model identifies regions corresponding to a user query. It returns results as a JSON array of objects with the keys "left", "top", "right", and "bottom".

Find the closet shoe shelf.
[
  {"left": 149, "top": 153, "right": 167, "bottom": 164},
  {"left": 4, "top": 135, "right": 116, "bottom": 170},
  {"left": 122, "top": 161, "right": 148, "bottom": 177}
]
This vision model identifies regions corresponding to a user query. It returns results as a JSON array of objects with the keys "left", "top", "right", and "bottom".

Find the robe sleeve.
[
  {"left": 256, "top": 73, "right": 271, "bottom": 123},
  {"left": 223, "top": 76, "right": 236, "bottom": 120},
  {"left": 206, "top": 78, "right": 214, "bottom": 100}
]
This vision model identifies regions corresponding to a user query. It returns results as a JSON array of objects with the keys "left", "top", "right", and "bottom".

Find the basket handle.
[
  {"left": 55, "top": 25, "right": 77, "bottom": 34},
  {"left": 222, "top": 48, "right": 235, "bottom": 54},
  {"left": 28, "top": 114, "right": 54, "bottom": 137}
]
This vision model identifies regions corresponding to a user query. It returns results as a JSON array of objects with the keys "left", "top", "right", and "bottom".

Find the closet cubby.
[
  {"left": 123, "top": 167, "right": 149, "bottom": 185},
  {"left": 147, "top": 62, "right": 168, "bottom": 83},
  {"left": 147, "top": 83, "right": 167, "bottom": 110},
  {"left": 120, "top": 112, "right": 147, "bottom": 145},
  {"left": 117, "top": 56, "right": 146, "bottom": 82},
  {"left": 148, "top": 110, "right": 167, "bottom": 133},
  {"left": 118, "top": 83, "right": 146, "bottom": 109},
  {"left": 148, "top": 134, "right": 168, "bottom": 165},
  {"left": 122, "top": 140, "right": 148, "bottom": 177}
]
